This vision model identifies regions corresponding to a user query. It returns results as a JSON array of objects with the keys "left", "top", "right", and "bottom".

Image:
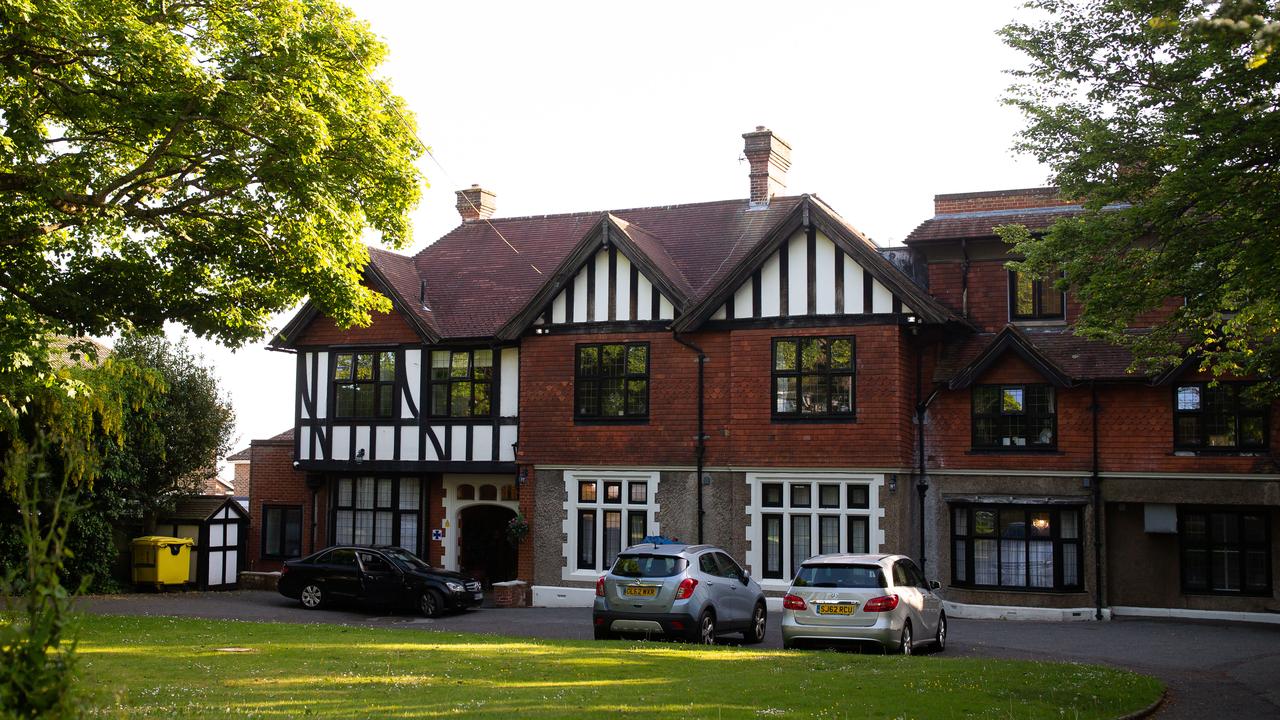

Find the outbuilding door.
[{"left": 202, "top": 506, "right": 244, "bottom": 589}]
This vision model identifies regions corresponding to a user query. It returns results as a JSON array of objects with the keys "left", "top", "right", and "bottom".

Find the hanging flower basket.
[{"left": 506, "top": 514, "right": 529, "bottom": 547}]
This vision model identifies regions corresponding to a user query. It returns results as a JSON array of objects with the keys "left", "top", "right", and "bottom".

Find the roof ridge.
[{"left": 425, "top": 196, "right": 805, "bottom": 231}]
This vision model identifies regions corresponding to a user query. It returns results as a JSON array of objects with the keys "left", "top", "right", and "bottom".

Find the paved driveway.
[{"left": 78, "top": 591, "right": 1280, "bottom": 719}]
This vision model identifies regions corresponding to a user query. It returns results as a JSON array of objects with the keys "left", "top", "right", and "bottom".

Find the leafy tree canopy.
[
  {"left": 999, "top": 0, "right": 1280, "bottom": 389},
  {"left": 1, "top": 0, "right": 424, "bottom": 352}
]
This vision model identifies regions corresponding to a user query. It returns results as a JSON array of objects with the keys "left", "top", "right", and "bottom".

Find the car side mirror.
[
  {"left": 739, "top": 572, "right": 750, "bottom": 585},
  {"left": 929, "top": 580, "right": 941, "bottom": 590}
]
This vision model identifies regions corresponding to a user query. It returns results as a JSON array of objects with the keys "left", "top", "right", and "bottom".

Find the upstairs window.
[
  {"left": 429, "top": 349, "right": 493, "bottom": 417},
  {"left": 334, "top": 351, "right": 396, "bottom": 418},
  {"left": 575, "top": 343, "right": 649, "bottom": 420},
  {"left": 1009, "top": 270, "right": 1064, "bottom": 321},
  {"left": 1174, "top": 383, "right": 1268, "bottom": 450},
  {"left": 972, "top": 384, "right": 1056, "bottom": 450},
  {"left": 772, "top": 337, "right": 855, "bottom": 419}
]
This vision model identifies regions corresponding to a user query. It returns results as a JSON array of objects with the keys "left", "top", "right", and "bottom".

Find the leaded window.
[
  {"left": 951, "top": 504, "right": 1082, "bottom": 591},
  {"left": 772, "top": 337, "right": 855, "bottom": 418},
  {"left": 334, "top": 351, "right": 396, "bottom": 418},
  {"left": 972, "top": 384, "right": 1056, "bottom": 450},
  {"left": 575, "top": 343, "right": 649, "bottom": 419},
  {"left": 333, "top": 477, "right": 422, "bottom": 555},
  {"left": 1174, "top": 383, "right": 1268, "bottom": 450},
  {"left": 1180, "top": 508, "right": 1271, "bottom": 595},
  {"left": 428, "top": 349, "right": 493, "bottom": 417}
]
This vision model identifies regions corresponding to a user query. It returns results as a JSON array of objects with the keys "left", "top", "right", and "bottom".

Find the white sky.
[{"left": 183, "top": 0, "right": 1051, "bottom": 481}]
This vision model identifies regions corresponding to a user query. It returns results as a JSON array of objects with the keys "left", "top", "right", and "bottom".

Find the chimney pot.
[
  {"left": 456, "top": 185, "right": 497, "bottom": 222},
  {"left": 742, "top": 127, "right": 791, "bottom": 208}
]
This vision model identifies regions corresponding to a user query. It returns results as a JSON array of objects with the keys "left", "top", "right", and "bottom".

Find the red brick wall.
[
  {"left": 924, "top": 353, "right": 1280, "bottom": 475},
  {"left": 517, "top": 466, "right": 535, "bottom": 585},
  {"left": 516, "top": 325, "right": 917, "bottom": 469},
  {"left": 295, "top": 307, "right": 420, "bottom": 346},
  {"left": 934, "top": 189, "right": 1072, "bottom": 215},
  {"left": 247, "top": 439, "right": 319, "bottom": 571}
]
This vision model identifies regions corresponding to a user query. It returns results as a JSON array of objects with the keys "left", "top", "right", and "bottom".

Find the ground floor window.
[
  {"left": 565, "top": 471, "right": 659, "bottom": 578},
  {"left": 1180, "top": 508, "right": 1271, "bottom": 595},
  {"left": 332, "top": 477, "right": 422, "bottom": 556},
  {"left": 262, "top": 505, "right": 302, "bottom": 559},
  {"left": 951, "top": 504, "right": 1082, "bottom": 591},
  {"left": 751, "top": 475, "right": 877, "bottom": 582}
]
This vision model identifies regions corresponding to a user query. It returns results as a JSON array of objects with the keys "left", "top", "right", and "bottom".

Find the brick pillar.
[{"left": 517, "top": 466, "right": 536, "bottom": 590}]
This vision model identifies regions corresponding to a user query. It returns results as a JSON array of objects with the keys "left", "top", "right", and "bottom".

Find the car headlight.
[{"left": 446, "top": 581, "right": 464, "bottom": 592}]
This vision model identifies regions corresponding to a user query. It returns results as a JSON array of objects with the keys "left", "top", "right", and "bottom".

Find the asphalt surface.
[{"left": 78, "top": 590, "right": 1280, "bottom": 719}]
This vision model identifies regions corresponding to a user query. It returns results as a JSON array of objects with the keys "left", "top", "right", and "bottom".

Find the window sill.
[
  {"left": 966, "top": 448, "right": 1063, "bottom": 455},
  {"left": 1180, "top": 588, "right": 1273, "bottom": 598},
  {"left": 574, "top": 418, "right": 650, "bottom": 426},
  {"left": 1009, "top": 318, "right": 1067, "bottom": 327},
  {"left": 771, "top": 416, "right": 858, "bottom": 424},
  {"left": 950, "top": 584, "right": 1086, "bottom": 595},
  {"left": 1171, "top": 449, "right": 1270, "bottom": 457}
]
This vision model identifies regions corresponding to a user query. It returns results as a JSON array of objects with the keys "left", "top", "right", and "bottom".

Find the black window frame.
[
  {"left": 330, "top": 477, "right": 423, "bottom": 556},
  {"left": 427, "top": 348, "right": 495, "bottom": 418},
  {"left": 771, "top": 336, "right": 856, "bottom": 421},
  {"left": 333, "top": 350, "right": 398, "bottom": 419},
  {"left": 1172, "top": 382, "right": 1269, "bottom": 452},
  {"left": 261, "top": 505, "right": 303, "bottom": 559},
  {"left": 574, "top": 342, "right": 650, "bottom": 422},
  {"left": 1179, "top": 507, "right": 1271, "bottom": 596},
  {"left": 950, "top": 504, "right": 1083, "bottom": 592},
  {"left": 1008, "top": 269, "right": 1065, "bottom": 321},
  {"left": 971, "top": 384, "right": 1058, "bottom": 451}
]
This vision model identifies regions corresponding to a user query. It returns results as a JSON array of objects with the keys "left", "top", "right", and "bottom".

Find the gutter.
[{"left": 672, "top": 331, "right": 707, "bottom": 544}]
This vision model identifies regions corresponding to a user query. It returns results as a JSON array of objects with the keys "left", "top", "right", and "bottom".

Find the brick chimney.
[
  {"left": 455, "top": 184, "right": 497, "bottom": 222},
  {"left": 933, "top": 187, "right": 1070, "bottom": 215},
  {"left": 742, "top": 126, "right": 792, "bottom": 208}
]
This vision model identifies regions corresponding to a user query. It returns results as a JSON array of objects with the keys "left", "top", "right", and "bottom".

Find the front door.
[{"left": 458, "top": 505, "right": 517, "bottom": 588}]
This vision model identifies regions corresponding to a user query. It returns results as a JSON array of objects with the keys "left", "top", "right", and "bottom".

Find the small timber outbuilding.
[{"left": 156, "top": 495, "right": 248, "bottom": 590}]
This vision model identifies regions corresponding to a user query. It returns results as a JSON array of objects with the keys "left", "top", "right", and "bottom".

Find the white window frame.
[
  {"left": 744, "top": 472, "right": 885, "bottom": 591},
  {"left": 562, "top": 470, "right": 661, "bottom": 582}
]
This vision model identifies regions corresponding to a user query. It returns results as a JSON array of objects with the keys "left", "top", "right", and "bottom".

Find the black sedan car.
[{"left": 278, "top": 546, "right": 483, "bottom": 617}]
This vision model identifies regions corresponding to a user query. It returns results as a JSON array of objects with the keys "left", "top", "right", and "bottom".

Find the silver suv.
[{"left": 592, "top": 544, "right": 767, "bottom": 644}]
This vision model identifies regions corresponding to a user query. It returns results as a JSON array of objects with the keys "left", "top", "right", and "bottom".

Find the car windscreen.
[
  {"left": 381, "top": 547, "right": 432, "bottom": 573},
  {"left": 612, "top": 554, "right": 687, "bottom": 578},
  {"left": 792, "top": 564, "right": 886, "bottom": 589}
]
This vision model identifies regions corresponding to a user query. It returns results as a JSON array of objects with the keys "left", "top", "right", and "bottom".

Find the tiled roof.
[
  {"left": 934, "top": 326, "right": 1149, "bottom": 385},
  {"left": 226, "top": 446, "right": 251, "bottom": 462},
  {"left": 905, "top": 205, "right": 1086, "bottom": 244},
  {"left": 160, "top": 495, "right": 244, "bottom": 523},
  {"left": 403, "top": 197, "right": 804, "bottom": 339}
]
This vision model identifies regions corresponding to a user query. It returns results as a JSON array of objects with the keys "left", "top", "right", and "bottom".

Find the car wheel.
[
  {"left": 934, "top": 613, "right": 947, "bottom": 653},
  {"left": 898, "top": 620, "right": 913, "bottom": 656},
  {"left": 419, "top": 590, "right": 444, "bottom": 618},
  {"left": 300, "top": 584, "right": 323, "bottom": 609},
  {"left": 695, "top": 609, "right": 717, "bottom": 645},
  {"left": 742, "top": 603, "right": 766, "bottom": 644}
]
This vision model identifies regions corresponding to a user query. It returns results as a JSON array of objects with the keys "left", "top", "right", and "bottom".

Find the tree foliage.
[
  {"left": 999, "top": 0, "right": 1280, "bottom": 388},
  {"left": 1, "top": 0, "right": 424, "bottom": 352}
]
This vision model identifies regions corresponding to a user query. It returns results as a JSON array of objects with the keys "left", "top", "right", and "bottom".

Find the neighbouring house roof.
[
  {"left": 226, "top": 446, "right": 251, "bottom": 462},
  {"left": 49, "top": 336, "right": 112, "bottom": 367},
  {"left": 905, "top": 205, "right": 1088, "bottom": 244},
  {"left": 159, "top": 495, "right": 247, "bottom": 523},
  {"left": 272, "top": 194, "right": 963, "bottom": 346}
]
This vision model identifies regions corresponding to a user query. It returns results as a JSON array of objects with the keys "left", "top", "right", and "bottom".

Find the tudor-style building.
[{"left": 246, "top": 128, "right": 1279, "bottom": 620}]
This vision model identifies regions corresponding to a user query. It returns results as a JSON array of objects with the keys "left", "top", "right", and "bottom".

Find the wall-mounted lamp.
[
  {"left": 888, "top": 474, "right": 898, "bottom": 494},
  {"left": 355, "top": 448, "right": 366, "bottom": 465},
  {"left": 533, "top": 327, "right": 550, "bottom": 335}
]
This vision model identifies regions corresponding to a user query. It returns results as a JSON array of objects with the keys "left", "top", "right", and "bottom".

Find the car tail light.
[
  {"left": 674, "top": 578, "right": 698, "bottom": 600},
  {"left": 863, "top": 594, "right": 900, "bottom": 612},
  {"left": 670, "top": 620, "right": 684, "bottom": 631},
  {"left": 595, "top": 576, "right": 607, "bottom": 597},
  {"left": 782, "top": 594, "right": 807, "bottom": 610}
]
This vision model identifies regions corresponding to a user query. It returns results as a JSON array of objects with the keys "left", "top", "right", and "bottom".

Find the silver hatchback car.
[
  {"left": 781, "top": 553, "right": 946, "bottom": 654},
  {"left": 592, "top": 543, "right": 768, "bottom": 644}
]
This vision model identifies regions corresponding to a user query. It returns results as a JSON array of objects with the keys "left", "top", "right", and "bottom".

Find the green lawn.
[{"left": 74, "top": 614, "right": 1161, "bottom": 719}]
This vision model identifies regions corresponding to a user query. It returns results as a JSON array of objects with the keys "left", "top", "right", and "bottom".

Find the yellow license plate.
[
  {"left": 816, "top": 604, "right": 856, "bottom": 615},
  {"left": 624, "top": 586, "right": 658, "bottom": 597}
]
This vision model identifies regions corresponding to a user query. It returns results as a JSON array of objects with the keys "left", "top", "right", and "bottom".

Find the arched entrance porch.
[{"left": 458, "top": 504, "right": 517, "bottom": 588}]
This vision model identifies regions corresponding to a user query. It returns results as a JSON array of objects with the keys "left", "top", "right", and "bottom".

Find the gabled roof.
[
  {"left": 226, "top": 446, "right": 251, "bottom": 462},
  {"left": 159, "top": 495, "right": 248, "bottom": 523},
  {"left": 936, "top": 325, "right": 1157, "bottom": 387},
  {"left": 276, "top": 193, "right": 957, "bottom": 343},
  {"left": 674, "top": 195, "right": 964, "bottom": 330},
  {"left": 905, "top": 205, "right": 1087, "bottom": 244}
]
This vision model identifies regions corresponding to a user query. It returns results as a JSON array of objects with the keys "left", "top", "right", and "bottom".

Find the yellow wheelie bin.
[{"left": 131, "top": 536, "right": 195, "bottom": 589}]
